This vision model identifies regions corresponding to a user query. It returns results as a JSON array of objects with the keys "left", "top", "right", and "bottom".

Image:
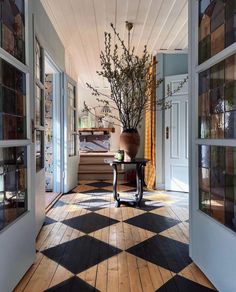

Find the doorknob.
[{"left": 166, "top": 126, "right": 169, "bottom": 139}]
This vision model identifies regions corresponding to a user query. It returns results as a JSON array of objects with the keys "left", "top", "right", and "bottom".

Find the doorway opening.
[{"left": 44, "top": 56, "right": 62, "bottom": 209}]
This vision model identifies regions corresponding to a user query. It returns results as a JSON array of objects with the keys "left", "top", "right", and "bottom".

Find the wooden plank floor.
[{"left": 14, "top": 181, "right": 216, "bottom": 292}]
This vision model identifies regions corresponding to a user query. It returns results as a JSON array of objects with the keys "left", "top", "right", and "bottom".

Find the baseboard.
[{"left": 155, "top": 183, "right": 165, "bottom": 190}]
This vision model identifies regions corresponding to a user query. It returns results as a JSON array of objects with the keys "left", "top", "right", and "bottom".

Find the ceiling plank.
[
  {"left": 148, "top": 0, "right": 187, "bottom": 52},
  {"left": 41, "top": 0, "right": 188, "bottom": 88},
  {"left": 135, "top": 0, "right": 163, "bottom": 55},
  {"left": 159, "top": 1, "right": 188, "bottom": 50},
  {"left": 169, "top": 21, "right": 188, "bottom": 51}
]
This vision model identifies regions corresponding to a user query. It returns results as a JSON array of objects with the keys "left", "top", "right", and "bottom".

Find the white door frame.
[
  {"left": 189, "top": 1, "right": 236, "bottom": 291},
  {"left": 34, "top": 36, "right": 46, "bottom": 235},
  {"left": 44, "top": 53, "right": 63, "bottom": 194},
  {"left": 0, "top": 1, "right": 36, "bottom": 291},
  {"left": 165, "top": 74, "right": 189, "bottom": 192},
  {"left": 63, "top": 74, "right": 79, "bottom": 193}
]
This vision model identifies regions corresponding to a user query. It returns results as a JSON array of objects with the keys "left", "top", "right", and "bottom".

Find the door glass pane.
[
  {"left": 199, "top": 146, "right": 236, "bottom": 232},
  {"left": 198, "top": 53, "right": 236, "bottom": 138},
  {"left": 0, "top": 146, "right": 27, "bottom": 231},
  {"left": 0, "top": 58, "right": 26, "bottom": 140},
  {"left": 68, "top": 82, "right": 76, "bottom": 156},
  {"left": 0, "top": 0, "right": 25, "bottom": 63},
  {"left": 35, "top": 39, "right": 42, "bottom": 82},
  {"left": 198, "top": 0, "right": 236, "bottom": 64},
  {"left": 36, "top": 130, "right": 44, "bottom": 172},
  {"left": 35, "top": 85, "right": 43, "bottom": 126}
]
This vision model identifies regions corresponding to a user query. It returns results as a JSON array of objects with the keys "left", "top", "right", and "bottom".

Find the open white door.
[
  {"left": 34, "top": 37, "right": 46, "bottom": 234},
  {"left": 0, "top": 1, "right": 35, "bottom": 291},
  {"left": 63, "top": 75, "right": 79, "bottom": 193},
  {"left": 165, "top": 74, "right": 189, "bottom": 192}
]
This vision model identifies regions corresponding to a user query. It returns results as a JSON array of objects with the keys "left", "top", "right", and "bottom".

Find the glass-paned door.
[
  {"left": 35, "top": 38, "right": 45, "bottom": 172},
  {"left": 0, "top": 0, "right": 25, "bottom": 62},
  {"left": 34, "top": 37, "right": 45, "bottom": 234},
  {"left": 0, "top": 1, "right": 35, "bottom": 291},
  {"left": 68, "top": 82, "right": 77, "bottom": 157},
  {"left": 63, "top": 75, "right": 79, "bottom": 193},
  {"left": 190, "top": 0, "right": 236, "bottom": 290}
]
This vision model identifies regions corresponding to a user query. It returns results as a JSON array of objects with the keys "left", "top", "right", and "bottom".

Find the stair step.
[
  {"left": 80, "top": 152, "right": 115, "bottom": 164},
  {"left": 79, "top": 164, "right": 121, "bottom": 171},
  {"left": 78, "top": 171, "right": 125, "bottom": 181},
  {"left": 78, "top": 152, "right": 123, "bottom": 181}
]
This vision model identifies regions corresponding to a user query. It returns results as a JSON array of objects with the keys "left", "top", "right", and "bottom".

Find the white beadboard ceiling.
[{"left": 41, "top": 0, "right": 188, "bottom": 88}]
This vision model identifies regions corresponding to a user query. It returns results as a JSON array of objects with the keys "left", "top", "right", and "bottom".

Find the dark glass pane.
[
  {"left": 225, "top": 0, "right": 236, "bottom": 47},
  {"left": 198, "top": 146, "right": 236, "bottom": 227},
  {"left": 210, "top": 113, "right": 224, "bottom": 138},
  {"left": 225, "top": 81, "right": 236, "bottom": 111},
  {"left": 199, "top": 189, "right": 211, "bottom": 215},
  {"left": 198, "top": 0, "right": 236, "bottom": 64},
  {"left": 225, "top": 147, "right": 236, "bottom": 231},
  {"left": 35, "top": 39, "right": 42, "bottom": 82},
  {"left": 199, "top": 69, "right": 210, "bottom": 95},
  {"left": 211, "top": 24, "right": 225, "bottom": 56},
  {"left": 210, "top": 0, "right": 224, "bottom": 33},
  {"left": 225, "top": 54, "right": 236, "bottom": 82},
  {"left": 199, "top": 117, "right": 211, "bottom": 138},
  {"left": 1, "top": 0, "right": 25, "bottom": 63},
  {"left": 199, "top": 36, "right": 211, "bottom": 64},
  {"left": 210, "top": 86, "right": 224, "bottom": 113},
  {"left": 199, "top": 145, "right": 210, "bottom": 168},
  {"left": 225, "top": 111, "right": 236, "bottom": 138},
  {"left": 0, "top": 58, "right": 26, "bottom": 140},
  {"left": 36, "top": 130, "right": 44, "bottom": 172},
  {"left": 210, "top": 146, "right": 225, "bottom": 224},
  {"left": 211, "top": 61, "right": 224, "bottom": 89},
  {"left": 36, "top": 85, "right": 43, "bottom": 126},
  {"left": 211, "top": 146, "right": 225, "bottom": 169},
  {"left": 0, "top": 146, "right": 27, "bottom": 231},
  {"left": 226, "top": 147, "right": 236, "bottom": 175},
  {"left": 199, "top": 167, "right": 210, "bottom": 192},
  {"left": 199, "top": 92, "right": 210, "bottom": 116},
  {"left": 199, "top": 0, "right": 211, "bottom": 41}
]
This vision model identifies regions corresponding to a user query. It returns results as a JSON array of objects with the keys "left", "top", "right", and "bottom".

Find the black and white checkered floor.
[{"left": 16, "top": 180, "right": 216, "bottom": 292}]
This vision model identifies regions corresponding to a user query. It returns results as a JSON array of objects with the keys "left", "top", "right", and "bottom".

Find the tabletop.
[{"left": 104, "top": 158, "right": 149, "bottom": 165}]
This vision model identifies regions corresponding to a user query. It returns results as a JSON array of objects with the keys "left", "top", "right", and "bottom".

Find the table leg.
[
  {"left": 135, "top": 163, "right": 145, "bottom": 207},
  {"left": 112, "top": 164, "right": 120, "bottom": 207}
]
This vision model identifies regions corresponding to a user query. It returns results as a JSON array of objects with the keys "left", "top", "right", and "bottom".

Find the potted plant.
[{"left": 85, "top": 23, "right": 187, "bottom": 160}]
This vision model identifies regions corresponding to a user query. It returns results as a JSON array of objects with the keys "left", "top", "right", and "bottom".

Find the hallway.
[{"left": 15, "top": 181, "right": 215, "bottom": 292}]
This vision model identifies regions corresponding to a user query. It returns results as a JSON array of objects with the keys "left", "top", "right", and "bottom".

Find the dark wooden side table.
[{"left": 105, "top": 159, "right": 149, "bottom": 207}]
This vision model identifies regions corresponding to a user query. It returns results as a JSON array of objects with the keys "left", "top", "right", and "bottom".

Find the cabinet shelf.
[{"left": 78, "top": 127, "right": 115, "bottom": 135}]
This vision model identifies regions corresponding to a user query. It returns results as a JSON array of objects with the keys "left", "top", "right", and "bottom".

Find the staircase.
[{"left": 78, "top": 152, "right": 125, "bottom": 181}]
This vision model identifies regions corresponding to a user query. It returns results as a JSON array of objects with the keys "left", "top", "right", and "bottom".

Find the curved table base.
[{"left": 112, "top": 161, "right": 146, "bottom": 208}]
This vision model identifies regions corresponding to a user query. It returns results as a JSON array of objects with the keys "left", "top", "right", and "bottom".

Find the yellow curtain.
[{"left": 144, "top": 56, "right": 156, "bottom": 189}]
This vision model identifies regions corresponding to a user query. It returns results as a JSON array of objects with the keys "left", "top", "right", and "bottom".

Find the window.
[
  {"left": 0, "top": 0, "right": 28, "bottom": 231},
  {"left": 68, "top": 82, "right": 77, "bottom": 156},
  {"left": 0, "top": 0, "right": 25, "bottom": 63},
  {"left": 34, "top": 38, "right": 44, "bottom": 172},
  {"left": 199, "top": 0, "right": 236, "bottom": 64},
  {"left": 198, "top": 0, "right": 236, "bottom": 232},
  {"left": 0, "top": 147, "right": 27, "bottom": 230},
  {"left": 0, "top": 58, "right": 26, "bottom": 140}
]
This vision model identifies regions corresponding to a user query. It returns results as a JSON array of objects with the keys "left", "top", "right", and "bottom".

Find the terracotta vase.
[{"left": 120, "top": 129, "right": 140, "bottom": 160}]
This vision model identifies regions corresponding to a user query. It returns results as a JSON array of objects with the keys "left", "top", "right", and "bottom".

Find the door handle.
[
  {"left": 166, "top": 126, "right": 169, "bottom": 139},
  {"left": 31, "top": 119, "right": 35, "bottom": 143}
]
